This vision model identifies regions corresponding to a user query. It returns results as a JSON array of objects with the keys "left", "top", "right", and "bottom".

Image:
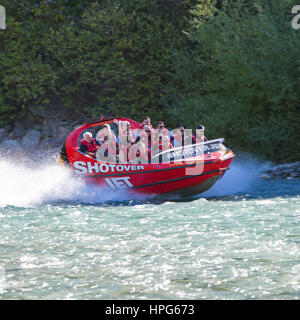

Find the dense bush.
[
  {"left": 0, "top": 0, "right": 194, "bottom": 123},
  {"left": 0, "top": 0, "right": 299, "bottom": 162},
  {"left": 167, "top": 0, "right": 300, "bottom": 163}
]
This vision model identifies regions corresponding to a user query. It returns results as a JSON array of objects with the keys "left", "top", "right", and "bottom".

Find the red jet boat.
[{"left": 58, "top": 117, "right": 235, "bottom": 197}]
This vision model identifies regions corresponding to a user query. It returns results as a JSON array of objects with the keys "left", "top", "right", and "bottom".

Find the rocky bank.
[
  {"left": 0, "top": 118, "right": 88, "bottom": 164},
  {"left": 260, "top": 162, "right": 300, "bottom": 180}
]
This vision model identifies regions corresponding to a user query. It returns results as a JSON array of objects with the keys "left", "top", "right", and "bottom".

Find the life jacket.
[{"left": 80, "top": 138, "right": 99, "bottom": 153}]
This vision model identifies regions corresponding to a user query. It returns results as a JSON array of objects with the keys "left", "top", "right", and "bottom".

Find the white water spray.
[
  {"left": 0, "top": 159, "right": 138, "bottom": 207},
  {"left": 201, "top": 153, "right": 271, "bottom": 197},
  {"left": 0, "top": 152, "right": 270, "bottom": 207}
]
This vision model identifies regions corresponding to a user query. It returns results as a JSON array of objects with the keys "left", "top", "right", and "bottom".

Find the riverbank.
[
  {"left": 0, "top": 118, "right": 88, "bottom": 164},
  {"left": 260, "top": 162, "right": 300, "bottom": 180}
]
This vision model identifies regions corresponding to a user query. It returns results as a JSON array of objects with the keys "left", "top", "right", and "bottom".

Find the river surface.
[{"left": 0, "top": 155, "right": 299, "bottom": 299}]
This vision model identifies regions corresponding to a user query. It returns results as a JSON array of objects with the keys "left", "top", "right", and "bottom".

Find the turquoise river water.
[{"left": 0, "top": 155, "right": 299, "bottom": 299}]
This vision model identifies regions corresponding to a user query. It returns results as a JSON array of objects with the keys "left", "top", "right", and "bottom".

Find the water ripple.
[{"left": 0, "top": 158, "right": 299, "bottom": 299}]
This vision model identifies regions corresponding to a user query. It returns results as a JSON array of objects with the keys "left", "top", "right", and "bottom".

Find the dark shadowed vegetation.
[{"left": 0, "top": 0, "right": 299, "bottom": 162}]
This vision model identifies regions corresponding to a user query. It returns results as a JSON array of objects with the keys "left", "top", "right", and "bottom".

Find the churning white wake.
[
  {"left": 200, "top": 153, "right": 271, "bottom": 197},
  {"left": 0, "top": 160, "right": 136, "bottom": 207},
  {"left": 0, "top": 153, "right": 270, "bottom": 207}
]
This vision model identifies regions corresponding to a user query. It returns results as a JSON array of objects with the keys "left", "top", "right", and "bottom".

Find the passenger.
[
  {"left": 97, "top": 135, "right": 117, "bottom": 162},
  {"left": 115, "top": 120, "right": 136, "bottom": 163},
  {"left": 96, "top": 123, "right": 117, "bottom": 145},
  {"left": 143, "top": 125, "right": 152, "bottom": 138},
  {"left": 152, "top": 133, "right": 173, "bottom": 158},
  {"left": 161, "top": 135, "right": 173, "bottom": 150},
  {"left": 128, "top": 136, "right": 148, "bottom": 164},
  {"left": 116, "top": 120, "right": 135, "bottom": 144},
  {"left": 195, "top": 125, "right": 207, "bottom": 142},
  {"left": 156, "top": 121, "right": 169, "bottom": 136},
  {"left": 139, "top": 117, "right": 153, "bottom": 130},
  {"left": 126, "top": 122, "right": 136, "bottom": 146},
  {"left": 172, "top": 125, "right": 185, "bottom": 148},
  {"left": 143, "top": 125, "right": 152, "bottom": 161},
  {"left": 169, "top": 126, "right": 197, "bottom": 158},
  {"left": 80, "top": 132, "right": 99, "bottom": 158},
  {"left": 152, "top": 121, "right": 166, "bottom": 144}
]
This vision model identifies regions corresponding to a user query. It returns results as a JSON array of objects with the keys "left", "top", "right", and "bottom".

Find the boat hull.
[{"left": 60, "top": 155, "right": 234, "bottom": 196}]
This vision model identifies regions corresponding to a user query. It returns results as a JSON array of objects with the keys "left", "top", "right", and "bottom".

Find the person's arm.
[
  {"left": 80, "top": 143, "right": 96, "bottom": 158},
  {"left": 92, "top": 139, "right": 99, "bottom": 150},
  {"left": 79, "top": 143, "right": 88, "bottom": 154}
]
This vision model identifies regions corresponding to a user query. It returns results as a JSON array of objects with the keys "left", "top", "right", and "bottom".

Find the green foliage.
[
  {"left": 167, "top": 0, "right": 300, "bottom": 163},
  {"left": 0, "top": 0, "right": 299, "bottom": 162},
  {"left": 1, "top": 0, "right": 192, "bottom": 123},
  {"left": 44, "top": 1, "right": 180, "bottom": 120}
]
